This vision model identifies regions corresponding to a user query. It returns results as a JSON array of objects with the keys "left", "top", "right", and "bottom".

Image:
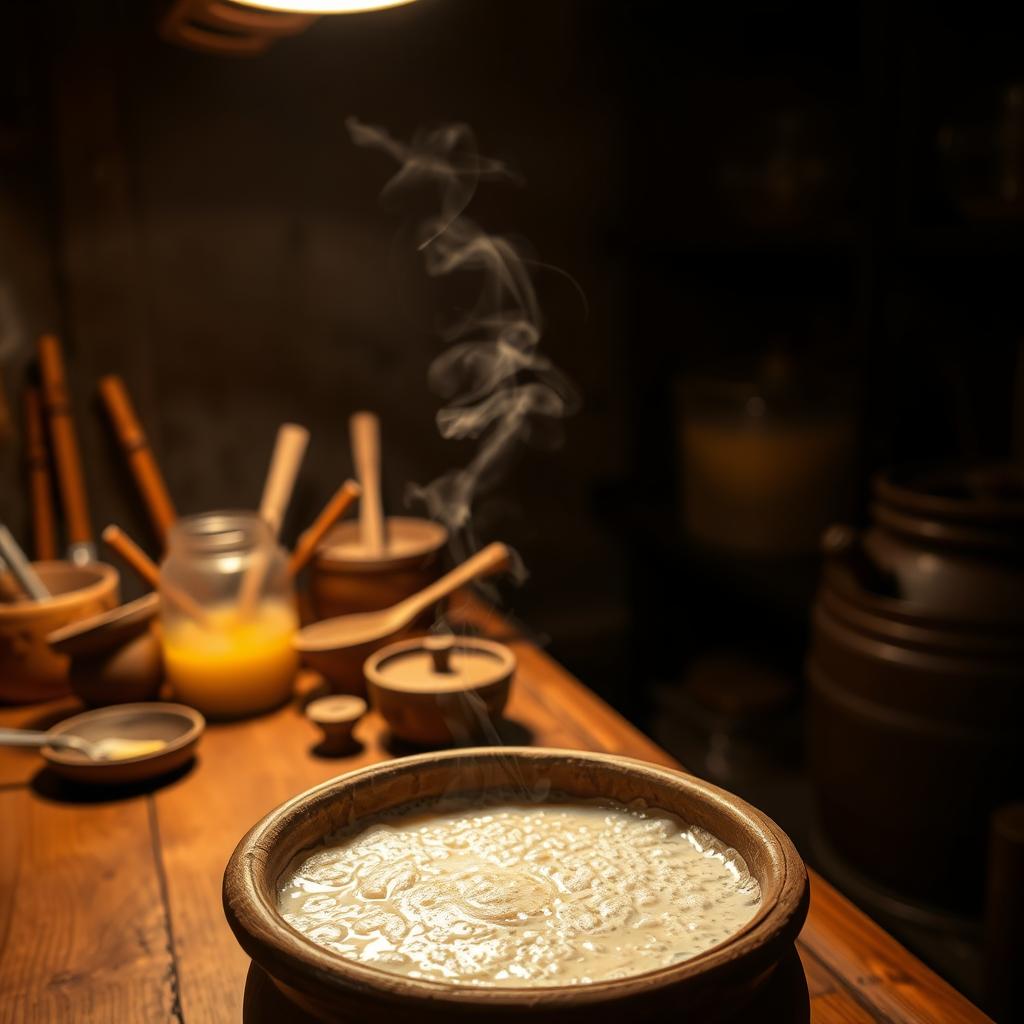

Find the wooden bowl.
[
  {"left": 308, "top": 517, "right": 447, "bottom": 621},
  {"left": 42, "top": 702, "right": 205, "bottom": 785},
  {"left": 364, "top": 635, "right": 515, "bottom": 746},
  {"left": 0, "top": 561, "right": 120, "bottom": 704},
  {"left": 48, "top": 594, "right": 164, "bottom": 707},
  {"left": 224, "top": 747, "right": 809, "bottom": 1023}
]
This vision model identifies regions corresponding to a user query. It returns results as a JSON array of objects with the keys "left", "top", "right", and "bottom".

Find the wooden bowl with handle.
[{"left": 223, "top": 747, "right": 809, "bottom": 1023}]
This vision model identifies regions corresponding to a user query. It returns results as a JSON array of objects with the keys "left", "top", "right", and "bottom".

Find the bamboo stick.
[
  {"left": 23, "top": 388, "right": 58, "bottom": 561},
  {"left": 98, "top": 374, "right": 177, "bottom": 546},
  {"left": 288, "top": 479, "right": 360, "bottom": 576}
]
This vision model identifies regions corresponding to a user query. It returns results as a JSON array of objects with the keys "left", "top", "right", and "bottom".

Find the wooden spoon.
[
  {"left": 349, "top": 411, "right": 386, "bottom": 557},
  {"left": 295, "top": 541, "right": 510, "bottom": 653}
]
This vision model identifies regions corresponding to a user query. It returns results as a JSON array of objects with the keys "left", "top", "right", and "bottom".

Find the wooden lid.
[{"left": 365, "top": 634, "right": 515, "bottom": 694}]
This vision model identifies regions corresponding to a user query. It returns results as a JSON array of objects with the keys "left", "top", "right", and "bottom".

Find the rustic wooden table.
[{"left": 0, "top": 599, "right": 993, "bottom": 1023}]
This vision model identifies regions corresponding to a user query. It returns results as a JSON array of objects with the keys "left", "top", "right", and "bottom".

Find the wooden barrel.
[{"left": 808, "top": 543, "right": 1024, "bottom": 911}]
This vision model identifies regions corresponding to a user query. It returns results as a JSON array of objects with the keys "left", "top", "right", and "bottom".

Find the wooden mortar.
[
  {"left": 308, "top": 517, "right": 448, "bottom": 621},
  {"left": 0, "top": 561, "right": 120, "bottom": 704},
  {"left": 223, "top": 747, "right": 808, "bottom": 1024}
]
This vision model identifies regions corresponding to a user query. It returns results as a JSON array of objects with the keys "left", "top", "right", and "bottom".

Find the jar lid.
[{"left": 366, "top": 635, "right": 515, "bottom": 693}]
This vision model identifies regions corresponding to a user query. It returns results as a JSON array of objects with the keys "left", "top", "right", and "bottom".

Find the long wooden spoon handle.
[
  {"left": 23, "top": 388, "right": 58, "bottom": 561},
  {"left": 102, "top": 524, "right": 210, "bottom": 625},
  {"left": 37, "top": 334, "right": 93, "bottom": 554},
  {"left": 288, "top": 479, "right": 361, "bottom": 576},
  {"left": 349, "top": 411, "right": 386, "bottom": 556},
  {"left": 259, "top": 423, "right": 309, "bottom": 538},
  {"left": 98, "top": 375, "right": 177, "bottom": 546},
  {"left": 402, "top": 542, "right": 510, "bottom": 619},
  {"left": 101, "top": 524, "right": 160, "bottom": 589},
  {"left": 237, "top": 423, "right": 309, "bottom": 617}
]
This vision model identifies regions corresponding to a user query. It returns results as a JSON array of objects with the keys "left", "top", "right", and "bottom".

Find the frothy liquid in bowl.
[{"left": 278, "top": 798, "right": 761, "bottom": 987}]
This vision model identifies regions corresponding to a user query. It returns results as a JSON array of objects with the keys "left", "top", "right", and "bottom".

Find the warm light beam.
[{"left": 229, "top": 0, "right": 420, "bottom": 12}]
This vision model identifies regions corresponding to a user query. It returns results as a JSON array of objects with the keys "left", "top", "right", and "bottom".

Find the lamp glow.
[{"left": 229, "top": 0, "right": 420, "bottom": 12}]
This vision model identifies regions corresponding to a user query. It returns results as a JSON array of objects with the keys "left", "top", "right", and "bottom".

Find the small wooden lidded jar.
[
  {"left": 364, "top": 634, "right": 515, "bottom": 746},
  {"left": 308, "top": 517, "right": 448, "bottom": 621}
]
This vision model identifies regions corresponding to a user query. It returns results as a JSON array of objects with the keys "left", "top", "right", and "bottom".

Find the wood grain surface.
[{"left": 0, "top": 594, "right": 993, "bottom": 1023}]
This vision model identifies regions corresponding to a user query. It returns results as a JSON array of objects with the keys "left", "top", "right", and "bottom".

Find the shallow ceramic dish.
[
  {"left": 42, "top": 702, "right": 204, "bottom": 785},
  {"left": 224, "top": 747, "right": 808, "bottom": 1023}
]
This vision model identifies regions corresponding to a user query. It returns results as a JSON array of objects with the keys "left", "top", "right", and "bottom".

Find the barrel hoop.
[{"left": 808, "top": 661, "right": 1023, "bottom": 744}]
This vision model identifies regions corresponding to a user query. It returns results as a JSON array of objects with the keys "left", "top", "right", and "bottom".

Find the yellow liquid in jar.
[{"left": 163, "top": 601, "right": 299, "bottom": 718}]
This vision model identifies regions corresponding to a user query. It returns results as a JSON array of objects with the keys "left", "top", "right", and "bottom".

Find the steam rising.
[{"left": 346, "top": 118, "right": 578, "bottom": 565}]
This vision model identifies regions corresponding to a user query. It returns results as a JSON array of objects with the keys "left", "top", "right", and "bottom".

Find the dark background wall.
[
  {"left": 2, "top": 0, "right": 1024, "bottom": 709},
  {"left": 0, "top": 0, "right": 630, "bottom": 696}
]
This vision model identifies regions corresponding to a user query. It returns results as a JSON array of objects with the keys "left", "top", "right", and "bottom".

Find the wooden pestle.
[
  {"left": 37, "top": 334, "right": 95, "bottom": 565},
  {"left": 288, "top": 479, "right": 361, "bottom": 577},
  {"left": 98, "top": 375, "right": 177, "bottom": 546},
  {"left": 257, "top": 423, "right": 309, "bottom": 538},
  {"left": 23, "top": 388, "right": 58, "bottom": 561},
  {"left": 349, "top": 411, "right": 386, "bottom": 556},
  {"left": 237, "top": 423, "right": 309, "bottom": 616},
  {"left": 102, "top": 524, "right": 210, "bottom": 626}
]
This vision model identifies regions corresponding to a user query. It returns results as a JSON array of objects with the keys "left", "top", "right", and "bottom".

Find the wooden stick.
[
  {"left": 23, "top": 388, "right": 58, "bottom": 561},
  {"left": 350, "top": 411, "right": 386, "bottom": 556},
  {"left": 101, "top": 524, "right": 210, "bottom": 625},
  {"left": 238, "top": 422, "right": 309, "bottom": 616},
  {"left": 258, "top": 422, "right": 309, "bottom": 537},
  {"left": 37, "top": 334, "right": 94, "bottom": 563},
  {"left": 288, "top": 479, "right": 360, "bottom": 576},
  {"left": 98, "top": 375, "right": 177, "bottom": 546}
]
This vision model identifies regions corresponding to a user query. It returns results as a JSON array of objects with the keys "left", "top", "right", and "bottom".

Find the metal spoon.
[
  {"left": 0, "top": 525, "right": 51, "bottom": 600},
  {"left": 0, "top": 727, "right": 166, "bottom": 761}
]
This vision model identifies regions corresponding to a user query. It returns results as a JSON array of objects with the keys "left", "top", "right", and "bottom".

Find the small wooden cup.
[
  {"left": 308, "top": 517, "right": 448, "bottom": 620},
  {"left": 305, "top": 695, "right": 367, "bottom": 755},
  {"left": 0, "top": 561, "right": 120, "bottom": 704}
]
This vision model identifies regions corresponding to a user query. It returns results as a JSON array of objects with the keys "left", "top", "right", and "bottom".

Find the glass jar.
[{"left": 160, "top": 511, "right": 298, "bottom": 719}]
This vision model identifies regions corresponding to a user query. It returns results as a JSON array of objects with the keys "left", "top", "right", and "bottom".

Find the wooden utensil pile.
[
  {"left": 6, "top": 338, "right": 515, "bottom": 695},
  {"left": 4, "top": 332, "right": 361, "bottom": 625}
]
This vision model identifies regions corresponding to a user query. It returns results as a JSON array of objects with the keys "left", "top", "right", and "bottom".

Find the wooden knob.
[
  {"left": 424, "top": 634, "right": 455, "bottom": 674},
  {"left": 305, "top": 695, "right": 366, "bottom": 755}
]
